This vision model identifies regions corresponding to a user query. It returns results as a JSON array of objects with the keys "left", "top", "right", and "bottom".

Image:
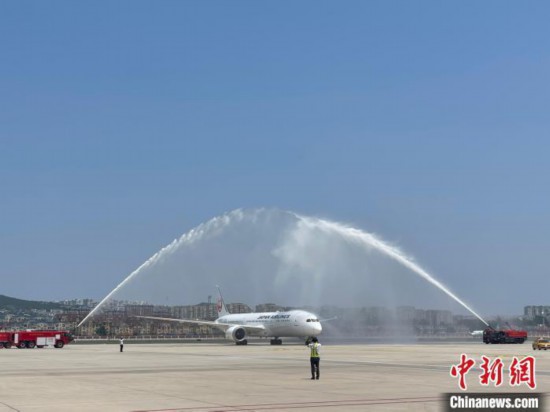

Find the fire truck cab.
[{"left": 0, "top": 332, "right": 12, "bottom": 348}]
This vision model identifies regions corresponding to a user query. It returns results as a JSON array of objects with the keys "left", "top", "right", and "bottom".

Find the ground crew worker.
[
  {"left": 120, "top": 337, "right": 124, "bottom": 352},
  {"left": 308, "top": 337, "right": 321, "bottom": 380}
]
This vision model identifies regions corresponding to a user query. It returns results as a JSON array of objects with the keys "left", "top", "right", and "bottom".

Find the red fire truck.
[
  {"left": 483, "top": 327, "right": 527, "bottom": 344},
  {"left": 0, "top": 330, "right": 74, "bottom": 349}
]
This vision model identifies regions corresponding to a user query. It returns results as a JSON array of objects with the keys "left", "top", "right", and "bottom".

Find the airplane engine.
[{"left": 226, "top": 326, "right": 247, "bottom": 343}]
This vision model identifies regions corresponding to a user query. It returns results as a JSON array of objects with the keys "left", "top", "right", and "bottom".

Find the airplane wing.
[{"left": 135, "top": 316, "right": 266, "bottom": 334}]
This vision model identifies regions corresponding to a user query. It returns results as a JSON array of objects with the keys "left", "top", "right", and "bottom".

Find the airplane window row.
[{"left": 306, "top": 319, "right": 320, "bottom": 322}]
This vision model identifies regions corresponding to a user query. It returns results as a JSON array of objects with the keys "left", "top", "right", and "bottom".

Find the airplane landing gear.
[
  {"left": 236, "top": 340, "right": 248, "bottom": 345},
  {"left": 270, "top": 338, "right": 282, "bottom": 345}
]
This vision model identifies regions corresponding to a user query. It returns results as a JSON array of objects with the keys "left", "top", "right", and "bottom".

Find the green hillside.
[{"left": 0, "top": 295, "right": 63, "bottom": 310}]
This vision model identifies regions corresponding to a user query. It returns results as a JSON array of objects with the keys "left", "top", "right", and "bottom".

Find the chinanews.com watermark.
[
  {"left": 445, "top": 354, "right": 544, "bottom": 411},
  {"left": 444, "top": 393, "right": 542, "bottom": 411}
]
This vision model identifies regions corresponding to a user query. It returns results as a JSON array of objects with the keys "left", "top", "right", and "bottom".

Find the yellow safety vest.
[{"left": 310, "top": 343, "right": 320, "bottom": 358}]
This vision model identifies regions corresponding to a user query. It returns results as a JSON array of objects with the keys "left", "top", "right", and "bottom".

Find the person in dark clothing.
[{"left": 120, "top": 337, "right": 124, "bottom": 352}]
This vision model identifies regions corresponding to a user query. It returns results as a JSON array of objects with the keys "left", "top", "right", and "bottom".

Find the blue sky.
[{"left": 1, "top": 1, "right": 549, "bottom": 314}]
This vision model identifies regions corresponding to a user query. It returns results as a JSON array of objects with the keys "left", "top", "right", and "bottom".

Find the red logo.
[
  {"left": 451, "top": 355, "right": 537, "bottom": 390},
  {"left": 479, "top": 356, "right": 504, "bottom": 387},
  {"left": 450, "top": 354, "right": 476, "bottom": 390},
  {"left": 509, "top": 356, "right": 536, "bottom": 389}
]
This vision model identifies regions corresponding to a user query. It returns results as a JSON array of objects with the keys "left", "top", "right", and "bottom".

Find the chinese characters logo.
[{"left": 450, "top": 354, "right": 536, "bottom": 390}]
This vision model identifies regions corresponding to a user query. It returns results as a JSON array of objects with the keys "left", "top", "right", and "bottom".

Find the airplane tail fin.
[{"left": 216, "top": 285, "right": 230, "bottom": 317}]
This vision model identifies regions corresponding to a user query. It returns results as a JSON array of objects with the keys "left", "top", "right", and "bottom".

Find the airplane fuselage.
[
  {"left": 135, "top": 287, "right": 323, "bottom": 344},
  {"left": 216, "top": 309, "right": 322, "bottom": 338}
]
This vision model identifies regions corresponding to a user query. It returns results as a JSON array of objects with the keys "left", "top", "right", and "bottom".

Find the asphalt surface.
[{"left": 0, "top": 341, "right": 548, "bottom": 411}]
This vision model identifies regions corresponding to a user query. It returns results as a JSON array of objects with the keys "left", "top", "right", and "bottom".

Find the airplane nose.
[{"left": 312, "top": 323, "right": 322, "bottom": 335}]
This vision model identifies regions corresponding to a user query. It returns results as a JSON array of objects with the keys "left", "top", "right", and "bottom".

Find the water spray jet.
[{"left": 79, "top": 208, "right": 489, "bottom": 327}]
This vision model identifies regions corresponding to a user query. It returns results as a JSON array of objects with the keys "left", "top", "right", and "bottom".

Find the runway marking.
[
  {"left": 133, "top": 392, "right": 550, "bottom": 412},
  {"left": 131, "top": 396, "right": 442, "bottom": 412},
  {"left": 0, "top": 401, "right": 21, "bottom": 412}
]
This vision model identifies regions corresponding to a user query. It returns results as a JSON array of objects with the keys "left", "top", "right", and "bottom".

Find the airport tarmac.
[{"left": 0, "top": 341, "right": 548, "bottom": 411}]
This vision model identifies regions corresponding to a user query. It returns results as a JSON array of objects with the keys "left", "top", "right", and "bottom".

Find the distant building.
[
  {"left": 255, "top": 303, "right": 283, "bottom": 312},
  {"left": 415, "top": 309, "right": 427, "bottom": 323},
  {"left": 396, "top": 306, "right": 416, "bottom": 322},
  {"left": 524, "top": 306, "right": 550, "bottom": 320},
  {"left": 152, "top": 306, "right": 171, "bottom": 317},
  {"left": 425, "top": 310, "right": 453, "bottom": 327},
  {"left": 171, "top": 303, "right": 217, "bottom": 320},
  {"left": 125, "top": 305, "right": 154, "bottom": 316},
  {"left": 226, "top": 303, "right": 252, "bottom": 314}
]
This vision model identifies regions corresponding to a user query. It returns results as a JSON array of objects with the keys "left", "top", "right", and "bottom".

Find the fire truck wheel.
[
  {"left": 27, "top": 341, "right": 36, "bottom": 349},
  {"left": 4, "top": 343, "right": 11, "bottom": 349},
  {"left": 55, "top": 341, "right": 64, "bottom": 348},
  {"left": 18, "top": 342, "right": 27, "bottom": 349}
]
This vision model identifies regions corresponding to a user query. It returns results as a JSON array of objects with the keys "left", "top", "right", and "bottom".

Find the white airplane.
[{"left": 137, "top": 287, "right": 322, "bottom": 345}]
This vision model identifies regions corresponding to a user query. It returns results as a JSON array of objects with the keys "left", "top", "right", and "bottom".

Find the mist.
[{"left": 80, "top": 208, "right": 485, "bottom": 325}]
